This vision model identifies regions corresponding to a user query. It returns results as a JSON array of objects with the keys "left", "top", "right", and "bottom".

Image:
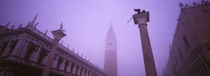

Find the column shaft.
[
  {"left": 138, "top": 24, "right": 157, "bottom": 76},
  {"left": 41, "top": 39, "right": 59, "bottom": 76},
  {"left": 19, "top": 41, "right": 29, "bottom": 58},
  {"left": 66, "top": 62, "right": 72, "bottom": 72},
  {"left": 11, "top": 40, "right": 24, "bottom": 56},
  {"left": 1, "top": 41, "right": 12, "bottom": 56},
  {"left": 52, "top": 56, "right": 59, "bottom": 68},
  {"left": 59, "top": 59, "right": 65, "bottom": 71},
  {"left": 30, "top": 46, "right": 41, "bottom": 62}
]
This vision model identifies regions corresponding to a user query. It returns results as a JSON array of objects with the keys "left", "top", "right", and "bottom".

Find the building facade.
[
  {"left": 104, "top": 26, "right": 118, "bottom": 76},
  {"left": 163, "top": 1, "right": 210, "bottom": 76},
  {"left": 0, "top": 17, "right": 109, "bottom": 76}
]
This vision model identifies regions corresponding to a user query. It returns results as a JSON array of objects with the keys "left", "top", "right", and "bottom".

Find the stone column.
[
  {"left": 11, "top": 40, "right": 24, "bottom": 56},
  {"left": 66, "top": 61, "right": 72, "bottom": 72},
  {"left": 19, "top": 41, "right": 29, "bottom": 58},
  {"left": 41, "top": 26, "right": 66, "bottom": 76},
  {"left": 85, "top": 70, "right": 89, "bottom": 76},
  {"left": 82, "top": 69, "right": 86, "bottom": 76},
  {"left": 77, "top": 66, "right": 81, "bottom": 76},
  {"left": 30, "top": 46, "right": 41, "bottom": 62},
  {"left": 72, "top": 64, "right": 77, "bottom": 75},
  {"left": 133, "top": 9, "right": 157, "bottom": 76},
  {"left": 1, "top": 41, "right": 12, "bottom": 56},
  {"left": 42, "top": 53, "right": 49, "bottom": 65},
  {"left": 80, "top": 68, "right": 84, "bottom": 76},
  {"left": 91, "top": 72, "right": 94, "bottom": 76},
  {"left": 84, "top": 70, "right": 87, "bottom": 76},
  {"left": 59, "top": 59, "right": 65, "bottom": 71},
  {"left": 89, "top": 72, "right": 92, "bottom": 76},
  {"left": 52, "top": 56, "right": 59, "bottom": 68}
]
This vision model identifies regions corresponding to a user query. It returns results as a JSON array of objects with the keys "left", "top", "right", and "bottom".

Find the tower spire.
[{"left": 104, "top": 24, "right": 118, "bottom": 76}]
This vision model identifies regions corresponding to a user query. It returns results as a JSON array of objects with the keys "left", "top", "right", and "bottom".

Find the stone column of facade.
[
  {"left": 84, "top": 70, "right": 87, "bottom": 76},
  {"left": 1, "top": 41, "right": 12, "bottom": 56},
  {"left": 10, "top": 40, "right": 24, "bottom": 56},
  {"left": 83, "top": 69, "right": 87, "bottom": 76},
  {"left": 70, "top": 63, "right": 75, "bottom": 74},
  {"left": 52, "top": 55, "right": 59, "bottom": 68},
  {"left": 88, "top": 71, "right": 91, "bottom": 76},
  {"left": 89, "top": 72, "right": 92, "bottom": 76},
  {"left": 80, "top": 68, "right": 84, "bottom": 76},
  {"left": 59, "top": 59, "right": 65, "bottom": 71},
  {"left": 133, "top": 9, "right": 157, "bottom": 76},
  {"left": 15, "top": 40, "right": 27, "bottom": 57},
  {"left": 42, "top": 53, "right": 49, "bottom": 65},
  {"left": 91, "top": 72, "right": 94, "bottom": 76},
  {"left": 30, "top": 46, "right": 41, "bottom": 62},
  {"left": 79, "top": 67, "right": 82, "bottom": 76},
  {"left": 81, "top": 68, "right": 85, "bottom": 76},
  {"left": 77, "top": 66, "right": 81, "bottom": 76},
  {"left": 85, "top": 70, "right": 89, "bottom": 76},
  {"left": 84, "top": 69, "right": 88, "bottom": 76},
  {"left": 64, "top": 60, "right": 69, "bottom": 72},
  {"left": 72, "top": 64, "right": 77, "bottom": 75},
  {"left": 66, "top": 61, "right": 72, "bottom": 72},
  {"left": 19, "top": 41, "right": 29, "bottom": 58},
  {"left": 29, "top": 46, "right": 39, "bottom": 61}
]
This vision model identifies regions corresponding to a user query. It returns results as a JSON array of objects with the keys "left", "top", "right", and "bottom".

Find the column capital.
[
  {"left": 138, "top": 23, "right": 148, "bottom": 27},
  {"left": 133, "top": 9, "right": 149, "bottom": 25}
]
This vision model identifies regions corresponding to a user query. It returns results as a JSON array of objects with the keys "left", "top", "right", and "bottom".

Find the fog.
[{"left": 0, "top": 0, "right": 200, "bottom": 76}]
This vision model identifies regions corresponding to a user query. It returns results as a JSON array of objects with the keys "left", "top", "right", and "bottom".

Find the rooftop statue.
[
  {"left": 134, "top": 9, "right": 141, "bottom": 14},
  {"left": 59, "top": 23, "right": 65, "bottom": 31}
]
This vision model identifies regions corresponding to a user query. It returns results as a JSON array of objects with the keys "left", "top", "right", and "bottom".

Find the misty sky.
[{"left": 0, "top": 0, "right": 201, "bottom": 76}]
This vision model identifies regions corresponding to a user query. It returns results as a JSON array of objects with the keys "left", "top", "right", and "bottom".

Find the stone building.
[
  {"left": 104, "top": 25, "right": 118, "bottom": 76},
  {"left": 163, "top": 1, "right": 210, "bottom": 76},
  {"left": 0, "top": 17, "right": 109, "bottom": 76}
]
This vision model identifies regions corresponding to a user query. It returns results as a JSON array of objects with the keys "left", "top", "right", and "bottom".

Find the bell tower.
[{"left": 104, "top": 25, "right": 118, "bottom": 76}]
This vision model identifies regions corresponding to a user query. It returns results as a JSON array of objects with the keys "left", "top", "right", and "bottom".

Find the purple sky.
[{"left": 0, "top": 0, "right": 201, "bottom": 76}]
